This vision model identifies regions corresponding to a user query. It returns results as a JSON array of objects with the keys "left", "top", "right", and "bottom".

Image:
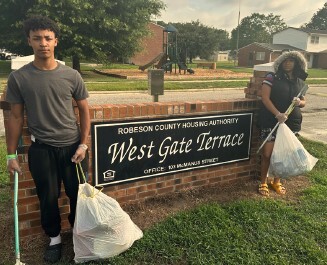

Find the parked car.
[{"left": 0, "top": 49, "right": 16, "bottom": 60}]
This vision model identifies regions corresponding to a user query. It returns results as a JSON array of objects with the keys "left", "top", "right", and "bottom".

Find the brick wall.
[
  {"left": 1, "top": 81, "right": 263, "bottom": 242},
  {"left": 244, "top": 70, "right": 270, "bottom": 99}
]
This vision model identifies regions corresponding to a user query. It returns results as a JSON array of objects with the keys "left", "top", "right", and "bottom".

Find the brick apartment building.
[
  {"left": 238, "top": 42, "right": 305, "bottom": 68},
  {"left": 129, "top": 22, "right": 167, "bottom": 66}
]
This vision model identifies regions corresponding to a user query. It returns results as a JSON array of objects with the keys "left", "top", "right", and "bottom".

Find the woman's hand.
[
  {"left": 292, "top": 97, "right": 301, "bottom": 106},
  {"left": 275, "top": 112, "right": 288, "bottom": 123}
]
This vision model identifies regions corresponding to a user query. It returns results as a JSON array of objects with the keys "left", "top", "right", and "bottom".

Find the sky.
[{"left": 156, "top": 0, "right": 326, "bottom": 34}]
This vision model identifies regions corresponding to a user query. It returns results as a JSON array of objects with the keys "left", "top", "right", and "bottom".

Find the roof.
[
  {"left": 275, "top": 27, "right": 327, "bottom": 35},
  {"left": 299, "top": 28, "right": 327, "bottom": 35},
  {"left": 239, "top": 42, "right": 305, "bottom": 52},
  {"left": 149, "top": 21, "right": 165, "bottom": 29},
  {"left": 164, "top": 24, "right": 178, "bottom": 33},
  {"left": 257, "top": 43, "right": 305, "bottom": 51}
]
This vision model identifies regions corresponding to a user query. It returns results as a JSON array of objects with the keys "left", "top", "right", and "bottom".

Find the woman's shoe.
[
  {"left": 258, "top": 183, "right": 269, "bottom": 196},
  {"left": 269, "top": 181, "right": 286, "bottom": 194}
]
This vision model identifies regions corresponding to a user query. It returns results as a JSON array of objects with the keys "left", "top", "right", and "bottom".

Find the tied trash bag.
[
  {"left": 73, "top": 164, "right": 143, "bottom": 263},
  {"left": 268, "top": 123, "right": 318, "bottom": 178}
]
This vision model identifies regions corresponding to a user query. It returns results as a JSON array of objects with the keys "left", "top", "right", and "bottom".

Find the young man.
[{"left": 6, "top": 15, "right": 90, "bottom": 263}]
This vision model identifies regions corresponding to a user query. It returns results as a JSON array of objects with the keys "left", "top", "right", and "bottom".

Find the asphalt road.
[
  {"left": 1, "top": 85, "right": 326, "bottom": 144},
  {"left": 299, "top": 85, "right": 327, "bottom": 144}
]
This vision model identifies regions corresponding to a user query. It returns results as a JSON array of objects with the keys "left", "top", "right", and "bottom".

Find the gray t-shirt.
[{"left": 6, "top": 62, "right": 89, "bottom": 147}]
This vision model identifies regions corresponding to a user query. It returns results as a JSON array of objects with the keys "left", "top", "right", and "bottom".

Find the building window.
[
  {"left": 311, "top": 35, "right": 319, "bottom": 44},
  {"left": 256, "top": 52, "right": 265, "bottom": 61}
]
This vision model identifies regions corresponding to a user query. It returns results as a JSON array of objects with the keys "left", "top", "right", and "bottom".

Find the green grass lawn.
[
  {"left": 80, "top": 137, "right": 327, "bottom": 265},
  {"left": 0, "top": 137, "right": 8, "bottom": 186},
  {"left": 84, "top": 79, "right": 249, "bottom": 91},
  {"left": 1, "top": 136, "right": 326, "bottom": 264},
  {"left": 0, "top": 137, "right": 9, "bottom": 205}
]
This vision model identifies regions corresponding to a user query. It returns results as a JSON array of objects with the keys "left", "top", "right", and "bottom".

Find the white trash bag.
[
  {"left": 73, "top": 164, "right": 143, "bottom": 263},
  {"left": 268, "top": 123, "right": 318, "bottom": 178}
]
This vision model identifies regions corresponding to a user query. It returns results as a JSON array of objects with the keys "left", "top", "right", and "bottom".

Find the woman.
[{"left": 258, "top": 51, "right": 308, "bottom": 196}]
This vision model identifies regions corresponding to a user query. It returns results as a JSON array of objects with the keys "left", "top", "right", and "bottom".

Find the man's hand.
[
  {"left": 7, "top": 158, "right": 22, "bottom": 175},
  {"left": 71, "top": 145, "right": 87, "bottom": 163}
]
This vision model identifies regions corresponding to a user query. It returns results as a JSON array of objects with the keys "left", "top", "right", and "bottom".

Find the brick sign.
[{"left": 92, "top": 113, "right": 253, "bottom": 186}]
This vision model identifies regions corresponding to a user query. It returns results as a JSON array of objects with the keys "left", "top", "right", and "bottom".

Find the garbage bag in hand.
[
  {"left": 73, "top": 180, "right": 143, "bottom": 263},
  {"left": 268, "top": 123, "right": 318, "bottom": 178}
]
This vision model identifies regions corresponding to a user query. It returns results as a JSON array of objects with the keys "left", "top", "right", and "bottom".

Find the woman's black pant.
[{"left": 28, "top": 141, "right": 88, "bottom": 237}]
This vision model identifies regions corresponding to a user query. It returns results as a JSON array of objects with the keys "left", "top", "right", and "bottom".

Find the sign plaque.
[{"left": 92, "top": 113, "right": 253, "bottom": 186}]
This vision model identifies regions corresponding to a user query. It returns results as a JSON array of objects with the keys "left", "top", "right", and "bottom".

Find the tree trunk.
[
  {"left": 72, "top": 55, "right": 81, "bottom": 73},
  {"left": 57, "top": 54, "right": 63, "bottom": 61},
  {"left": 189, "top": 55, "right": 193, "bottom": 64}
]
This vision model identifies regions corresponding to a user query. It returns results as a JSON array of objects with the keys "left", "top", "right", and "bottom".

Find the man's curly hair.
[{"left": 23, "top": 15, "right": 60, "bottom": 38}]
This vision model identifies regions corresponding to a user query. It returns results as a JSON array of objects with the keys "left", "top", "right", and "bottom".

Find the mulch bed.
[{"left": 95, "top": 68, "right": 252, "bottom": 80}]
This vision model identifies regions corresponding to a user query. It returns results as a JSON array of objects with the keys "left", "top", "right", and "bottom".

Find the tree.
[
  {"left": 230, "top": 13, "right": 287, "bottom": 50},
  {"left": 0, "top": 0, "right": 165, "bottom": 70},
  {"left": 302, "top": 2, "right": 327, "bottom": 30},
  {"left": 158, "top": 20, "right": 229, "bottom": 63}
]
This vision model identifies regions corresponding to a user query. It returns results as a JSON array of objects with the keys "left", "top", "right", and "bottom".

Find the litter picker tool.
[
  {"left": 257, "top": 84, "right": 309, "bottom": 154},
  {"left": 14, "top": 169, "right": 25, "bottom": 265},
  {"left": 13, "top": 138, "right": 25, "bottom": 265}
]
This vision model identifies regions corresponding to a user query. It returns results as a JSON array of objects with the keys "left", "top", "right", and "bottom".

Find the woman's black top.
[{"left": 259, "top": 72, "right": 306, "bottom": 132}]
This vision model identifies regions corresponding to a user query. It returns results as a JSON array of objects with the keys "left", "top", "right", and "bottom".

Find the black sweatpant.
[{"left": 28, "top": 141, "right": 88, "bottom": 237}]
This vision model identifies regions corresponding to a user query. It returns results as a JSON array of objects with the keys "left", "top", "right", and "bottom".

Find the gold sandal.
[
  {"left": 269, "top": 181, "right": 286, "bottom": 194},
  {"left": 258, "top": 183, "right": 269, "bottom": 196}
]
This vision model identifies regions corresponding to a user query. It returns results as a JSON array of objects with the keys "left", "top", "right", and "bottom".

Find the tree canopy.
[
  {"left": 302, "top": 2, "right": 327, "bottom": 30},
  {"left": 230, "top": 13, "right": 287, "bottom": 50},
  {"left": 0, "top": 0, "right": 165, "bottom": 69}
]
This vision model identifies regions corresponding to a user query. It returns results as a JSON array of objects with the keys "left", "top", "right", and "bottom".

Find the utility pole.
[{"left": 235, "top": 0, "right": 241, "bottom": 66}]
